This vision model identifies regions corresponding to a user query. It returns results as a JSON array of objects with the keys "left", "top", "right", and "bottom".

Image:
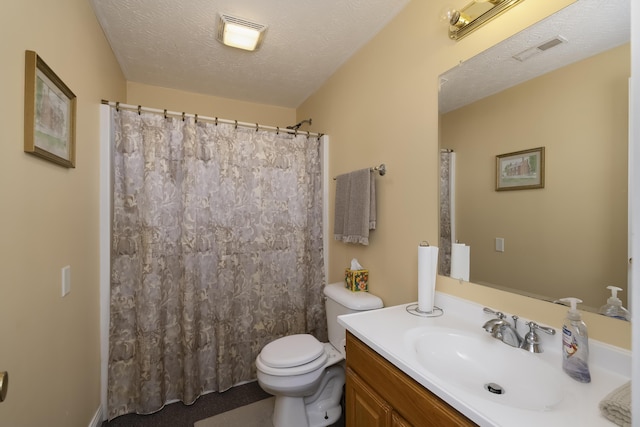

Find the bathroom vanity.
[
  {"left": 339, "top": 293, "right": 631, "bottom": 427},
  {"left": 346, "top": 332, "right": 475, "bottom": 426}
]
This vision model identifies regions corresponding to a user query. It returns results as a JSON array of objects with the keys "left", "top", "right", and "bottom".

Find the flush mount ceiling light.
[
  {"left": 441, "top": 0, "right": 525, "bottom": 41},
  {"left": 217, "top": 14, "right": 267, "bottom": 51}
]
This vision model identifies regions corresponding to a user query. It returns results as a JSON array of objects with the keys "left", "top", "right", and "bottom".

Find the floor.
[
  {"left": 101, "top": 381, "right": 345, "bottom": 427},
  {"left": 101, "top": 382, "right": 270, "bottom": 427}
]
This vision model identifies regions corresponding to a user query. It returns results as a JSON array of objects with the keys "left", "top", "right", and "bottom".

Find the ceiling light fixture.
[{"left": 217, "top": 14, "right": 267, "bottom": 51}]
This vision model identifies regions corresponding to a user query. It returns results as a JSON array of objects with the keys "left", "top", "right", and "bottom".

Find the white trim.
[
  {"left": 630, "top": 0, "right": 639, "bottom": 422},
  {"left": 321, "top": 135, "right": 330, "bottom": 283},
  {"left": 88, "top": 405, "right": 104, "bottom": 427},
  {"left": 449, "top": 151, "right": 457, "bottom": 245},
  {"left": 99, "top": 104, "right": 111, "bottom": 420}
]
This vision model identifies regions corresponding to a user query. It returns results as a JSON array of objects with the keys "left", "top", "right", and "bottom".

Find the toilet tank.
[{"left": 323, "top": 282, "right": 383, "bottom": 356}]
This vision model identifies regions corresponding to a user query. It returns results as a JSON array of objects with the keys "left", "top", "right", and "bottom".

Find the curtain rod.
[{"left": 101, "top": 100, "right": 324, "bottom": 139}]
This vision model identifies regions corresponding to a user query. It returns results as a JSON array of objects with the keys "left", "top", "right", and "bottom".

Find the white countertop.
[{"left": 338, "top": 292, "right": 631, "bottom": 427}]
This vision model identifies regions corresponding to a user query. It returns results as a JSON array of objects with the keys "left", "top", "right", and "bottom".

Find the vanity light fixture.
[
  {"left": 442, "top": 0, "right": 525, "bottom": 41},
  {"left": 217, "top": 14, "right": 267, "bottom": 51}
]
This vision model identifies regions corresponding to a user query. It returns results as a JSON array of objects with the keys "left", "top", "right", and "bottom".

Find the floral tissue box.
[{"left": 345, "top": 268, "right": 369, "bottom": 292}]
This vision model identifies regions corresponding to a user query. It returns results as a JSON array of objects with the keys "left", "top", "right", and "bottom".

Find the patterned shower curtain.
[
  {"left": 439, "top": 150, "right": 454, "bottom": 276},
  {"left": 108, "top": 109, "right": 326, "bottom": 419}
]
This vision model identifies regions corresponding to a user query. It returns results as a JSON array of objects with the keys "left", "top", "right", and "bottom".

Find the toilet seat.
[{"left": 256, "top": 334, "right": 328, "bottom": 376}]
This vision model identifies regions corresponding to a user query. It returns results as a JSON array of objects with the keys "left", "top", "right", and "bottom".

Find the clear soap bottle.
[
  {"left": 598, "top": 286, "right": 630, "bottom": 321},
  {"left": 558, "top": 297, "right": 591, "bottom": 383}
]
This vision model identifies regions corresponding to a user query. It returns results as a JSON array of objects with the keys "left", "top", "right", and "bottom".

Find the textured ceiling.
[
  {"left": 439, "top": 0, "right": 630, "bottom": 113},
  {"left": 90, "top": 0, "right": 409, "bottom": 108}
]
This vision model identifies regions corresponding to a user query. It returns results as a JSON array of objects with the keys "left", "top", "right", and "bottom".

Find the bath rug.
[{"left": 194, "top": 397, "right": 274, "bottom": 427}]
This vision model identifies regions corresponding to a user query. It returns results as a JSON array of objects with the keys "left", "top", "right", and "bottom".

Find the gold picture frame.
[
  {"left": 24, "top": 50, "right": 76, "bottom": 168},
  {"left": 496, "top": 147, "right": 545, "bottom": 191}
]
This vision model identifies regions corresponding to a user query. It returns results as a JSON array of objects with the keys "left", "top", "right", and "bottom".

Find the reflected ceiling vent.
[{"left": 512, "top": 36, "right": 567, "bottom": 62}]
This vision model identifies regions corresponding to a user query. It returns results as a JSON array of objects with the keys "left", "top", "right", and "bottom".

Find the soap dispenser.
[
  {"left": 558, "top": 297, "right": 591, "bottom": 383},
  {"left": 598, "top": 286, "right": 630, "bottom": 321}
]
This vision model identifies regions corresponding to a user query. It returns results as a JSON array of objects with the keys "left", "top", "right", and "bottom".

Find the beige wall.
[
  {"left": 298, "top": 0, "right": 631, "bottom": 348},
  {"left": 127, "top": 82, "right": 296, "bottom": 126},
  {"left": 0, "top": 3, "right": 631, "bottom": 427},
  {"left": 442, "top": 44, "right": 629, "bottom": 310},
  {"left": 0, "top": 1, "right": 125, "bottom": 426}
]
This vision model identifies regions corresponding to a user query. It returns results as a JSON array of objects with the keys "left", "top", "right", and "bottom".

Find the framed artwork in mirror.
[
  {"left": 496, "top": 147, "right": 544, "bottom": 191},
  {"left": 24, "top": 50, "right": 76, "bottom": 168}
]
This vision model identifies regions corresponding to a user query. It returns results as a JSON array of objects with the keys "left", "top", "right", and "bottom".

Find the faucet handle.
[
  {"left": 527, "top": 322, "right": 556, "bottom": 335},
  {"left": 483, "top": 307, "right": 505, "bottom": 319},
  {"left": 520, "top": 322, "right": 556, "bottom": 353}
]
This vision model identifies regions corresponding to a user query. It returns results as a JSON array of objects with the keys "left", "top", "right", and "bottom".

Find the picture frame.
[
  {"left": 24, "top": 50, "right": 76, "bottom": 168},
  {"left": 496, "top": 147, "right": 545, "bottom": 191}
]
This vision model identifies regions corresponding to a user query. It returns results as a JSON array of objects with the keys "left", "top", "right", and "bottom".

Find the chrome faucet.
[
  {"left": 520, "top": 321, "right": 556, "bottom": 353},
  {"left": 482, "top": 308, "right": 556, "bottom": 352},
  {"left": 482, "top": 308, "right": 523, "bottom": 348}
]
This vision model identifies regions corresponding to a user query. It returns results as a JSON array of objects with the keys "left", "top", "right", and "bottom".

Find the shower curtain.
[
  {"left": 108, "top": 109, "right": 326, "bottom": 419},
  {"left": 439, "top": 150, "right": 455, "bottom": 276}
]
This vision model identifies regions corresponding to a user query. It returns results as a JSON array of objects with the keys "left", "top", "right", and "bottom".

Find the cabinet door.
[
  {"left": 346, "top": 332, "right": 477, "bottom": 427},
  {"left": 392, "top": 412, "right": 412, "bottom": 427},
  {"left": 346, "top": 367, "right": 392, "bottom": 427}
]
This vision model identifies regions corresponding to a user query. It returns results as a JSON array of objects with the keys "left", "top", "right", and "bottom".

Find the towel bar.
[{"left": 333, "top": 163, "right": 386, "bottom": 180}]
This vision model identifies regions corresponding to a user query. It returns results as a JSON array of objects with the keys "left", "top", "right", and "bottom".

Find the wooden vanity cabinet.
[{"left": 345, "top": 332, "right": 477, "bottom": 427}]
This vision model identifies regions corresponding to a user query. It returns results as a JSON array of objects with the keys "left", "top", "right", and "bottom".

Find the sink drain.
[{"left": 484, "top": 382, "right": 505, "bottom": 395}]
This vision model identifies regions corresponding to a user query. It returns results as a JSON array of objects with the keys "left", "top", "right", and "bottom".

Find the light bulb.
[{"left": 439, "top": 6, "right": 460, "bottom": 26}]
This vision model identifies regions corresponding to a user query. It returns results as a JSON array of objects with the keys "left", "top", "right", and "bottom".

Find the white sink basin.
[{"left": 408, "top": 327, "right": 565, "bottom": 411}]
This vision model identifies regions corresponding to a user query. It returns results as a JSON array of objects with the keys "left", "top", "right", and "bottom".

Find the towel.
[
  {"left": 334, "top": 168, "right": 376, "bottom": 245},
  {"left": 599, "top": 381, "right": 631, "bottom": 427}
]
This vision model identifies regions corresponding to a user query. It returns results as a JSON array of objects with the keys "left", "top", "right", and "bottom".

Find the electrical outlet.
[
  {"left": 61, "top": 265, "right": 71, "bottom": 297},
  {"left": 495, "top": 238, "right": 505, "bottom": 252}
]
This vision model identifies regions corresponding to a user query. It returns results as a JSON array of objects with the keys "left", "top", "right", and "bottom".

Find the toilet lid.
[{"left": 259, "top": 334, "right": 324, "bottom": 368}]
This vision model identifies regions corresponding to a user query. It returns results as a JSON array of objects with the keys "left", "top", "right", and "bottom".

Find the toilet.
[{"left": 255, "top": 282, "right": 383, "bottom": 427}]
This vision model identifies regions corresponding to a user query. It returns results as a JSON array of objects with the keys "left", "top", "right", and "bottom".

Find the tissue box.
[{"left": 345, "top": 268, "right": 369, "bottom": 292}]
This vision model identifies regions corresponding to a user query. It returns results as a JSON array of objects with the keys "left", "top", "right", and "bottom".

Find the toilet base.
[
  {"left": 273, "top": 395, "right": 308, "bottom": 427},
  {"left": 271, "top": 365, "right": 345, "bottom": 427}
]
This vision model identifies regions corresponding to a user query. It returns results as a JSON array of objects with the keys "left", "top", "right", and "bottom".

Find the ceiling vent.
[
  {"left": 512, "top": 36, "right": 567, "bottom": 62},
  {"left": 217, "top": 14, "right": 267, "bottom": 51}
]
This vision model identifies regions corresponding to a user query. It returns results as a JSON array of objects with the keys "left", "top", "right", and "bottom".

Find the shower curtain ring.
[
  {"left": 215, "top": 117, "right": 218, "bottom": 126},
  {"left": 195, "top": 114, "right": 198, "bottom": 124},
  {"left": 255, "top": 123, "right": 259, "bottom": 132},
  {"left": 234, "top": 120, "right": 238, "bottom": 129},
  {"left": 137, "top": 105, "right": 141, "bottom": 115},
  {"left": 164, "top": 109, "right": 167, "bottom": 119},
  {"left": 276, "top": 127, "right": 279, "bottom": 135},
  {"left": 115, "top": 101, "right": 120, "bottom": 112}
]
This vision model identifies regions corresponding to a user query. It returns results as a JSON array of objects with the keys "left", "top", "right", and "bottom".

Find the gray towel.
[
  {"left": 334, "top": 168, "right": 376, "bottom": 245},
  {"left": 599, "top": 381, "right": 631, "bottom": 427}
]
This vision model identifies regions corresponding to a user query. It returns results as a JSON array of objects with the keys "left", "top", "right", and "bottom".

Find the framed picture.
[
  {"left": 24, "top": 50, "right": 76, "bottom": 168},
  {"left": 496, "top": 147, "right": 545, "bottom": 191}
]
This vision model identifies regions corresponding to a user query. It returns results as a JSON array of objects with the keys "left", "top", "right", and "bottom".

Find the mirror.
[{"left": 438, "top": 0, "right": 631, "bottom": 315}]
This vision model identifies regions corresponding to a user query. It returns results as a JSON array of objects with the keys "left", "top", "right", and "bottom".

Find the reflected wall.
[{"left": 440, "top": 44, "right": 629, "bottom": 309}]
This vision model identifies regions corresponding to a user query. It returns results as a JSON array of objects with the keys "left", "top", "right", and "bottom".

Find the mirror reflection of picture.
[{"left": 496, "top": 147, "right": 544, "bottom": 191}]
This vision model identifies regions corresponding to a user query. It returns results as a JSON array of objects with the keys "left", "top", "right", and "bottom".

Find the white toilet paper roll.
[
  {"left": 418, "top": 245, "right": 439, "bottom": 313},
  {"left": 451, "top": 243, "right": 470, "bottom": 282}
]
